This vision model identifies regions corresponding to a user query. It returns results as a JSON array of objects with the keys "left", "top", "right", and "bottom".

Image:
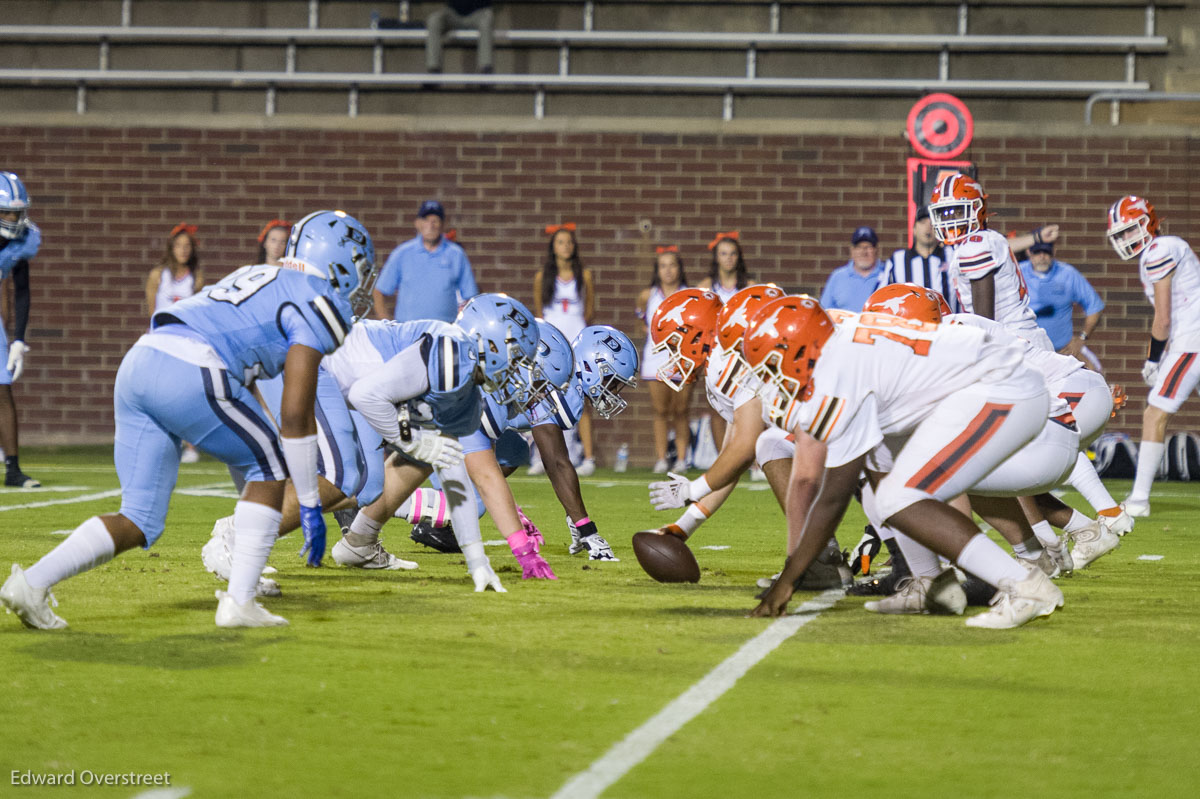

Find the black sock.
[{"left": 5, "top": 455, "right": 19, "bottom": 475}]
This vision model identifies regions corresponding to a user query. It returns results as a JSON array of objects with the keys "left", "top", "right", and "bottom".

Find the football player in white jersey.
[
  {"left": 1108, "top": 196, "right": 1200, "bottom": 517},
  {"left": 645, "top": 286, "right": 850, "bottom": 590},
  {"left": 746, "top": 295, "right": 1065, "bottom": 629},
  {"left": 928, "top": 172, "right": 1054, "bottom": 351}
]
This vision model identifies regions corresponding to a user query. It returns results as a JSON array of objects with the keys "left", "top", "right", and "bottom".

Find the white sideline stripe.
[
  {"left": 0, "top": 485, "right": 89, "bottom": 493},
  {"left": 130, "top": 787, "right": 191, "bottom": 799},
  {"left": 175, "top": 488, "right": 241, "bottom": 499},
  {"left": 0, "top": 483, "right": 234, "bottom": 513},
  {"left": 551, "top": 588, "right": 843, "bottom": 799}
]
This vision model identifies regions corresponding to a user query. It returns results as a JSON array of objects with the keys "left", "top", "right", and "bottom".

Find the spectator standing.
[
  {"left": 256, "top": 219, "right": 291, "bottom": 266},
  {"left": 881, "top": 208, "right": 957, "bottom": 312},
  {"left": 373, "top": 200, "right": 478, "bottom": 323},
  {"left": 145, "top": 222, "right": 204, "bottom": 464},
  {"left": 1019, "top": 240, "right": 1105, "bottom": 372},
  {"left": 426, "top": 1, "right": 495, "bottom": 75},
  {"left": 532, "top": 222, "right": 597, "bottom": 476},
  {"left": 638, "top": 246, "right": 694, "bottom": 474},
  {"left": 819, "top": 225, "right": 886, "bottom": 312},
  {"left": 0, "top": 171, "right": 40, "bottom": 487}
]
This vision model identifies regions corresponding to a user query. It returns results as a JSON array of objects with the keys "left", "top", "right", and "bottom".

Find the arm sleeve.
[
  {"left": 1072, "top": 270, "right": 1105, "bottom": 315},
  {"left": 10, "top": 259, "right": 30, "bottom": 341},
  {"left": 819, "top": 273, "right": 838, "bottom": 308},
  {"left": 375, "top": 247, "right": 403, "bottom": 296},
  {"left": 346, "top": 341, "right": 431, "bottom": 443}
]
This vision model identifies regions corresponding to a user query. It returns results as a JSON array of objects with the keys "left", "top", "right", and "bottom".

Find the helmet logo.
[
  {"left": 659, "top": 299, "right": 691, "bottom": 327},
  {"left": 751, "top": 308, "right": 783, "bottom": 340},
  {"left": 598, "top": 334, "right": 622, "bottom": 353},
  {"left": 505, "top": 306, "right": 531, "bottom": 329},
  {"left": 876, "top": 296, "right": 908, "bottom": 315}
]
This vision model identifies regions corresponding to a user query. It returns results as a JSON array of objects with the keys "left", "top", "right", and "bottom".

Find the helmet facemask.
[
  {"left": 0, "top": 208, "right": 28, "bottom": 240},
  {"left": 589, "top": 367, "right": 636, "bottom": 419},
  {"left": 1108, "top": 216, "right": 1153, "bottom": 261},
  {"left": 652, "top": 331, "right": 698, "bottom": 391},
  {"left": 929, "top": 198, "right": 982, "bottom": 245}
]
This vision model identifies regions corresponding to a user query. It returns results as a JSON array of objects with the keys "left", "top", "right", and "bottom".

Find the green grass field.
[{"left": 1, "top": 448, "right": 1198, "bottom": 799}]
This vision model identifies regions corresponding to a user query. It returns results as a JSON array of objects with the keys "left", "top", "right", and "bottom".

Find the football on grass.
[{"left": 632, "top": 531, "right": 701, "bottom": 583}]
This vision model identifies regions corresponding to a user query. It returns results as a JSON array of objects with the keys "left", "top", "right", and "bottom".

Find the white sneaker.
[
  {"left": 1123, "top": 498, "right": 1150, "bottom": 518},
  {"left": 1043, "top": 535, "right": 1073, "bottom": 576},
  {"left": 180, "top": 445, "right": 201, "bottom": 464},
  {"left": 652, "top": 459, "right": 669, "bottom": 474},
  {"left": 214, "top": 590, "right": 288, "bottom": 627},
  {"left": 201, "top": 516, "right": 280, "bottom": 596},
  {"left": 1021, "top": 549, "right": 1059, "bottom": 579},
  {"left": 1069, "top": 523, "right": 1120, "bottom": 570},
  {"left": 578, "top": 533, "right": 619, "bottom": 561},
  {"left": 964, "top": 567, "right": 1063, "bottom": 629},
  {"left": 1, "top": 564, "right": 67, "bottom": 629},
  {"left": 527, "top": 459, "right": 546, "bottom": 476},
  {"left": 1101, "top": 507, "right": 1135, "bottom": 537},
  {"left": 749, "top": 466, "right": 767, "bottom": 482},
  {"left": 575, "top": 458, "right": 596, "bottom": 477},
  {"left": 864, "top": 570, "right": 965, "bottom": 615},
  {"left": 331, "top": 538, "right": 418, "bottom": 570}
]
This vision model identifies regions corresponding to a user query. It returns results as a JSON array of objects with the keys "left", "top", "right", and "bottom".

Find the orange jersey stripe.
[
  {"left": 1159, "top": 353, "right": 1196, "bottom": 400},
  {"left": 905, "top": 402, "right": 1013, "bottom": 493}
]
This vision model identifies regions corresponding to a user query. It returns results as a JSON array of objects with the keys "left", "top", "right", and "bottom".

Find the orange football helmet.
[
  {"left": 863, "top": 283, "right": 950, "bottom": 324},
  {"left": 650, "top": 288, "right": 722, "bottom": 391},
  {"left": 928, "top": 172, "right": 988, "bottom": 245},
  {"left": 742, "top": 294, "right": 835, "bottom": 423},
  {"left": 1106, "top": 195, "right": 1160, "bottom": 261},
  {"left": 712, "top": 284, "right": 786, "bottom": 399}
]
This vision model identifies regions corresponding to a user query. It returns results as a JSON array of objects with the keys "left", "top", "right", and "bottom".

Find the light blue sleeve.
[
  {"left": 0, "top": 225, "right": 40, "bottom": 278},
  {"left": 1068, "top": 267, "right": 1105, "bottom": 315},
  {"left": 818, "top": 270, "right": 839, "bottom": 309},
  {"left": 375, "top": 245, "right": 405, "bottom": 297},
  {"left": 456, "top": 248, "right": 479, "bottom": 301}
]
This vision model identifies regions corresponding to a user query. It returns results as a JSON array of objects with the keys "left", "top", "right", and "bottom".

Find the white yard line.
[
  {"left": 0, "top": 483, "right": 234, "bottom": 513},
  {"left": 550, "top": 588, "right": 843, "bottom": 799}
]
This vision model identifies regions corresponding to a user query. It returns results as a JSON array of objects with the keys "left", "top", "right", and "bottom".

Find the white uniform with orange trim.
[
  {"left": 762, "top": 311, "right": 1049, "bottom": 521},
  {"left": 1141, "top": 235, "right": 1200, "bottom": 413},
  {"left": 705, "top": 342, "right": 795, "bottom": 465},
  {"left": 947, "top": 229, "right": 1051, "bottom": 350}
]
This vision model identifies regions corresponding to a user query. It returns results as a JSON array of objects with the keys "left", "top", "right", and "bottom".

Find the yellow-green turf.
[{"left": 1, "top": 448, "right": 1197, "bottom": 798}]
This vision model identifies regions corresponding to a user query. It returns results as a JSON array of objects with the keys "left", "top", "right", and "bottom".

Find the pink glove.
[
  {"left": 507, "top": 530, "right": 557, "bottom": 580},
  {"left": 516, "top": 506, "right": 544, "bottom": 549}
]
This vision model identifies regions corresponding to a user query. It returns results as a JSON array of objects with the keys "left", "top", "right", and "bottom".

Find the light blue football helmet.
[
  {"left": 283, "top": 210, "right": 377, "bottom": 317},
  {"left": 525, "top": 319, "right": 575, "bottom": 420},
  {"left": 573, "top": 325, "right": 639, "bottom": 419},
  {"left": 456, "top": 293, "right": 540, "bottom": 406},
  {"left": 0, "top": 171, "right": 30, "bottom": 240}
]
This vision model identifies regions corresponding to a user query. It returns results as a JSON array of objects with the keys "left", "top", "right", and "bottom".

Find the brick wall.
[{"left": 5, "top": 125, "right": 1197, "bottom": 464}]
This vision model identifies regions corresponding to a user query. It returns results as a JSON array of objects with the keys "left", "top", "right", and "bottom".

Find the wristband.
[
  {"left": 1078, "top": 332, "right": 1088, "bottom": 341},
  {"left": 689, "top": 475, "right": 713, "bottom": 502},
  {"left": 1147, "top": 335, "right": 1168, "bottom": 363},
  {"left": 1031, "top": 228, "right": 1044, "bottom": 246}
]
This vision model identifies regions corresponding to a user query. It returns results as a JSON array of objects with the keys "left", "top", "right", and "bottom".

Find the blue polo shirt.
[
  {"left": 819, "top": 260, "right": 885, "bottom": 312},
  {"left": 376, "top": 235, "right": 479, "bottom": 322},
  {"left": 1017, "top": 258, "right": 1105, "bottom": 350}
]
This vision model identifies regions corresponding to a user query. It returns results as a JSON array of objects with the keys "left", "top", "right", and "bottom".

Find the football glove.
[
  {"left": 1142, "top": 360, "right": 1160, "bottom": 387},
  {"left": 649, "top": 471, "right": 699, "bottom": 510},
  {"left": 507, "top": 529, "right": 557, "bottom": 580},
  {"left": 470, "top": 561, "right": 507, "bottom": 593},
  {"left": 298, "top": 504, "right": 326, "bottom": 567},
  {"left": 7, "top": 340, "right": 29, "bottom": 382},
  {"left": 395, "top": 429, "right": 463, "bottom": 470}
]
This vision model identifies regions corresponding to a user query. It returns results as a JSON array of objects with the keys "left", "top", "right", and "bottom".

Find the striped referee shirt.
[{"left": 882, "top": 245, "right": 959, "bottom": 313}]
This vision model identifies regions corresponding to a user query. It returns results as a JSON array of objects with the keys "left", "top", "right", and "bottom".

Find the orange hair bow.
[
  {"left": 545, "top": 222, "right": 577, "bottom": 236},
  {"left": 707, "top": 230, "right": 739, "bottom": 251},
  {"left": 257, "top": 219, "right": 291, "bottom": 244},
  {"left": 170, "top": 222, "right": 199, "bottom": 239},
  {"left": 444, "top": 228, "right": 458, "bottom": 242},
  {"left": 656, "top": 245, "right": 678, "bottom": 254}
]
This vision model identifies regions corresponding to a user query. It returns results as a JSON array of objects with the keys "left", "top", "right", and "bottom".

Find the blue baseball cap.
[
  {"left": 851, "top": 226, "right": 878, "bottom": 246},
  {"left": 1028, "top": 240, "right": 1054, "bottom": 255},
  {"left": 417, "top": 200, "right": 444, "bottom": 219}
]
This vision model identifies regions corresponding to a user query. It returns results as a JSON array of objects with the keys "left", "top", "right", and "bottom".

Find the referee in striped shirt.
[{"left": 880, "top": 207, "right": 958, "bottom": 312}]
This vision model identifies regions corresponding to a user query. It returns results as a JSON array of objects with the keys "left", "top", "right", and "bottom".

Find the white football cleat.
[
  {"left": 864, "top": 570, "right": 965, "bottom": 615},
  {"left": 214, "top": 590, "right": 288, "bottom": 628},
  {"left": 526, "top": 459, "right": 545, "bottom": 476},
  {"left": 201, "top": 516, "right": 281, "bottom": 596},
  {"left": 575, "top": 458, "right": 596, "bottom": 477},
  {"left": 1123, "top": 498, "right": 1150, "bottom": 518},
  {"left": 1101, "top": 507, "right": 1136, "bottom": 537},
  {"left": 1043, "top": 535, "right": 1073, "bottom": 577},
  {"left": 1069, "top": 523, "right": 1121, "bottom": 570},
  {"left": 331, "top": 538, "right": 418, "bottom": 570},
  {"left": 965, "top": 567, "right": 1063, "bottom": 629},
  {"left": 1, "top": 564, "right": 67, "bottom": 630},
  {"left": 652, "top": 459, "right": 670, "bottom": 474},
  {"left": 180, "top": 445, "right": 201, "bottom": 464}
]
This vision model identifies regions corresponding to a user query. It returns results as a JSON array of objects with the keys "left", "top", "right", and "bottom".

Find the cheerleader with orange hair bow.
[
  {"left": 700, "top": 230, "right": 753, "bottom": 304},
  {"left": 256, "top": 219, "right": 291, "bottom": 266}
]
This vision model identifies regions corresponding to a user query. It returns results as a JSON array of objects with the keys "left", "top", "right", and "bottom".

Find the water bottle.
[{"left": 614, "top": 443, "right": 629, "bottom": 473}]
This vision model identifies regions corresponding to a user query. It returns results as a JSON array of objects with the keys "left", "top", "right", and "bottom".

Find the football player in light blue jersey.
[
  {"left": 321, "top": 293, "right": 541, "bottom": 592},
  {"left": 0, "top": 171, "right": 41, "bottom": 488},
  {"left": 460, "top": 321, "right": 639, "bottom": 568},
  {"left": 1, "top": 210, "right": 377, "bottom": 630}
]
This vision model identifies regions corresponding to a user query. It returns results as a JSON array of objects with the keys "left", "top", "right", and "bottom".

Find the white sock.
[
  {"left": 956, "top": 533, "right": 1028, "bottom": 587},
  {"left": 892, "top": 531, "right": 941, "bottom": 578},
  {"left": 1012, "top": 536, "right": 1042, "bottom": 560},
  {"left": 1063, "top": 509, "right": 1093, "bottom": 534},
  {"left": 673, "top": 503, "right": 710, "bottom": 536},
  {"left": 1068, "top": 452, "right": 1117, "bottom": 512},
  {"left": 1129, "top": 440, "right": 1165, "bottom": 502},
  {"left": 1030, "top": 519, "right": 1058, "bottom": 547},
  {"left": 24, "top": 516, "right": 116, "bottom": 589},
  {"left": 228, "top": 501, "right": 282, "bottom": 605},
  {"left": 349, "top": 511, "right": 383, "bottom": 541}
]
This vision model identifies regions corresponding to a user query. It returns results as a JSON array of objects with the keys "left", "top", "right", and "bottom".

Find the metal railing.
[{"left": 1084, "top": 91, "right": 1200, "bottom": 125}]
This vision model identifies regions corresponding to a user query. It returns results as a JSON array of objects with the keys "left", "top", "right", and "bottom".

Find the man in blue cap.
[
  {"left": 373, "top": 199, "right": 479, "bottom": 323},
  {"left": 1018, "top": 238, "right": 1106, "bottom": 371},
  {"left": 819, "top": 225, "right": 886, "bottom": 312}
]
